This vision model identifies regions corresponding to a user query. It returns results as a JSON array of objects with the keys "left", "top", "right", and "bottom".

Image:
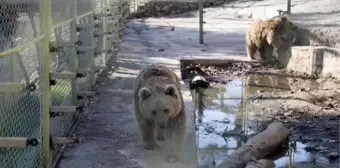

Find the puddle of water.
[{"left": 192, "top": 74, "right": 324, "bottom": 168}]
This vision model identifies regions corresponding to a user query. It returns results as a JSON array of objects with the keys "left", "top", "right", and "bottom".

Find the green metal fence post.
[
  {"left": 107, "top": 0, "right": 116, "bottom": 67},
  {"left": 287, "top": 0, "right": 291, "bottom": 14},
  {"left": 71, "top": 0, "right": 79, "bottom": 106},
  {"left": 89, "top": 0, "right": 96, "bottom": 86},
  {"left": 198, "top": 0, "right": 204, "bottom": 44},
  {"left": 103, "top": 1, "right": 109, "bottom": 66},
  {"left": 40, "top": 0, "right": 53, "bottom": 167}
]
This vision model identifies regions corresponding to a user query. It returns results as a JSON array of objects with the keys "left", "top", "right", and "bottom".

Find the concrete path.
[
  {"left": 56, "top": 23, "right": 199, "bottom": 168},
  {"left": 56, "top": 1, "right": 339, "bottom": 167},
  {"left": 56, "top": 3, "right": 259, "bottom": 168}
]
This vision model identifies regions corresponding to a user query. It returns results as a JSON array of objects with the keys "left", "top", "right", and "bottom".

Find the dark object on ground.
[{"left": 189, "top": 75, "right": 210, "bottom": 91}]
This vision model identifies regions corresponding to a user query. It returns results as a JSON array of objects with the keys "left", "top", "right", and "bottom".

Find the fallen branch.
[
  {"left": 216, "top": 122, "right": 290, "bottom": 168},
  {"left": 245, "top": 159, "right": 276, "bottom": 168}
]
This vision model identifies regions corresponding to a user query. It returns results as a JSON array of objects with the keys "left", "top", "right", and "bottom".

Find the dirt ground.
[{"left": 181, "top": 62, "right": 340, "bottom": 167}]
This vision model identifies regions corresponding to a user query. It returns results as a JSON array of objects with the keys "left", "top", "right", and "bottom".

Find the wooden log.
[
  {"left": 245, "top": 159, "right": 276, "bottom": 168},
  {"left": 216, "top": 122, "right": 290, "bottom": 168}
]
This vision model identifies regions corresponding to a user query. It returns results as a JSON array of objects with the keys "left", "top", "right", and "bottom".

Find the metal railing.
[{"left": 0, "top": 0, "right": 129, "bottom": 167}]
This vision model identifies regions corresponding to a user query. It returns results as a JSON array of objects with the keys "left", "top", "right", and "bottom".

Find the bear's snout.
[
  {"left": 292, "top": 25, "right": 298, "bottom": 31},
  {"left": 159, "top": 123, "right": 166, "bottom": 129}
]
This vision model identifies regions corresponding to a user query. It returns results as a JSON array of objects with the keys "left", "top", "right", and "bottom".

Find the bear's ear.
[
  {"left": 280, "top": 16, "right": 287, "bottom": 22},
  {"left": 164, "top": 84, "right": 178, "bottom": 98},
  {"left": 138, "top": 87, "right": 151, "bottom": 99}
]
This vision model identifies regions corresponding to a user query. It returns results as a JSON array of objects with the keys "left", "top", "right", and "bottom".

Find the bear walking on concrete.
[
  {"left": 246, "top": 16, "right": 297, "bottom": 60},
  {"left": 133, "top": 64, "right": 187, "bottom": 162}
]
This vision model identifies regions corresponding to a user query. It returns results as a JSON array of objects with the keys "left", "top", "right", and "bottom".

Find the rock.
[
  {"left": 162, "top": 5, "right": 170, "bottom": 12},
  {"left": 316, "top": 157, "right": 330, "bottom": 163},
  {"left": 328, "top": 152, "right": 339, "bottom": 160},
  {"left": 299, "top": 88, "right": 306, "bottom": 92},
  {"left": 283, "top": 112, "right": 293, "bottom": 117},
  {"left": 155, "top": 5, "right": 161, "bottom": 12},
  {"left": 325, "top": 103, "right": 334, "bottom": 109},
  {"left": 320, "top": 149, "right": 328, "bottom": 154},
  {"left": 304, "top": 143, "right": 318, "bottom": 151},
  {"left": 257, "top": 90, "right": 264, "bottom": 93},
  {"left": 308, "top": 124, "right": 316, "bottom": 128},
  {"left": 322, "top": 138, "right": 338, "bottom": 143},
  {"left": 315, "top": 146, "right": 327, "bottom": 151}
]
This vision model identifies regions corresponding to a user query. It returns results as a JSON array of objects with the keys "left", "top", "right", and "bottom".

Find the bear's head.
[
  {"left": 138, "top": 84, "right": 181, "bottom": 129},
  {"left": 276, "top": 17, "right": 298, "bottom": 32}
]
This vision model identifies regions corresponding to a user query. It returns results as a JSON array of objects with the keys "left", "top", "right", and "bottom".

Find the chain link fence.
[{"left": 0, "top": 0, "right": 129, "bottom": 167}]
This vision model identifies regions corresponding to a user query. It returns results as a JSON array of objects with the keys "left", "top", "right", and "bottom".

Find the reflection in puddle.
[
  {"left": 192, "top": 75, "right": 322, "bottom": 168},
  {"left": 275, "top": 142, "right": 311, "bottom": 167}
]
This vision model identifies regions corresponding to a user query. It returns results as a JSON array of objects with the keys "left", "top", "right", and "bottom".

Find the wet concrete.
[
  {"left": 56, "top": 2, "right": 340, "bottom": 167},
  {"left": 57, "top": 21, "right": 200, "bottom": 168}
]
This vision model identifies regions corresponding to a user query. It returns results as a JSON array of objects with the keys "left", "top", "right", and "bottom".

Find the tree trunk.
[
  {"left": 245, "top": 159, "right": 276, "bottom": 168},
  {"left": 216, "top": 122, "right": 290, "bottom": 168}
]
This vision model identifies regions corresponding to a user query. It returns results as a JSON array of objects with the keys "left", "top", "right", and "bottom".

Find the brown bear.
[
  {"left": 133, "top": 64, "right": 187, "bottom": 162},
  {"left": 246, "top": 16, "right": 297, "bottom": 60}
]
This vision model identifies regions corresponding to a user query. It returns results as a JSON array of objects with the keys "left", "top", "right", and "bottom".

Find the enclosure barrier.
[{"left": 0, "top": 0, "right": 129, "bottom": 167}]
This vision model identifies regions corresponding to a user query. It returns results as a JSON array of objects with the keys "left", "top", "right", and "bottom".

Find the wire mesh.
[
  {"left": 77, "top": 0, "right": 93, "bottom": 16},
  {"left": 77, "top": 15, "right": 93, "bottom": 91},
  {"left": 0, "top": 0, "right": 41, "bottom": 47},
  {"left": 0, "top": 0, "right": 129, "bottom": 167},
  {"left": 93, "top": 0, "right": 125, "bottom": 68},
  {"left": 93, "top": 2, "right": 106, "bottom": 68},
  {"left": 50, "top": 23, "right": 75, "bottom": 139},
  {"left": 0, "top": 45, "right": 43, "bottom": 168},
  {"left": 51, "top": 0, "right": 73, "bottom": 24},
  {"left": 0, "top": 0, "right": 42, "bottom": 167}
]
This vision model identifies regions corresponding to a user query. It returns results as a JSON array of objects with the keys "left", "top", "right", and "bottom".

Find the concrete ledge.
[
  {"left": 292, "top": 25, "right": 340, "bottom": 47},
  {"left": 180, "top": 57, "right": 268, "bottom": 67},
  {"left": 279, "top": 46, "right": 340, "bottom": 78}
]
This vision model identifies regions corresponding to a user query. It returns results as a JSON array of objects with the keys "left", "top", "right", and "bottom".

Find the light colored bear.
[
  {"left": 133, "top": 64, "right": 187, "bottom": 162},
  {"left": 246, "top": 16, "right": 297, "bottom": 60}
]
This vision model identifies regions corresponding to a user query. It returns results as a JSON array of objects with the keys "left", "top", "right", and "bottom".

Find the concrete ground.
[
  {"left": 57, "top": 9, "right": 252, "bottom": 168},
  {"left": 56, "top": 23, "right": 200, "bottom": 168},
  {"left": 57, "top": 0, "right": 338, "bottom": 167}
]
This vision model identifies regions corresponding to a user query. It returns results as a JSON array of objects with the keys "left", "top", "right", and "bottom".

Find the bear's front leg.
[
  {"left": 246, "top": 44, "right": 257, "bottom": 60},
  {"left": 138, "top": 119, "right": 159, "bottom": 150},
  {"left": 157, "top": 129, "right": 165, "bottom": 141},
  {"left": 265, "top": 46, "right": 274, "bottom": 60},
  {"left": 166, "top": 122, "right": 187, "bottom": 163},
  {"left": 259, "top": 47, "right": 267, "bottom": 60}
]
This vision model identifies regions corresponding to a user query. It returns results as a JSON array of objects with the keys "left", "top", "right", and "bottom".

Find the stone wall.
[
  {"left": 128, "top": 0, "right": 226, "bottom": 18},
  {"left": 274, "top": 13, "right": 340, "bottom": 79},
  {"left": 286, "top": 15, "right": 340, "bottom": 48},
  {"left": 277, "top": 46, "right": 340, "bottom": 79}
]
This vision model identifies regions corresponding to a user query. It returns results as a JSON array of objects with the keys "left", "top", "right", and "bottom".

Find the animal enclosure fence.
[{"left": 0, "top": 0, "right": 129, "bottom": 167}]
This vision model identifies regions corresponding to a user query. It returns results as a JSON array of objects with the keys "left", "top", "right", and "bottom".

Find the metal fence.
[
  {"left": 129, "top": 0, "right": 148, "bottom": 12},
  {"left": 128, "top": 0, "right": 198, "bottom": 13},
  {"left": 0, "top": 0, "right": 129, "bottom": 167}
]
